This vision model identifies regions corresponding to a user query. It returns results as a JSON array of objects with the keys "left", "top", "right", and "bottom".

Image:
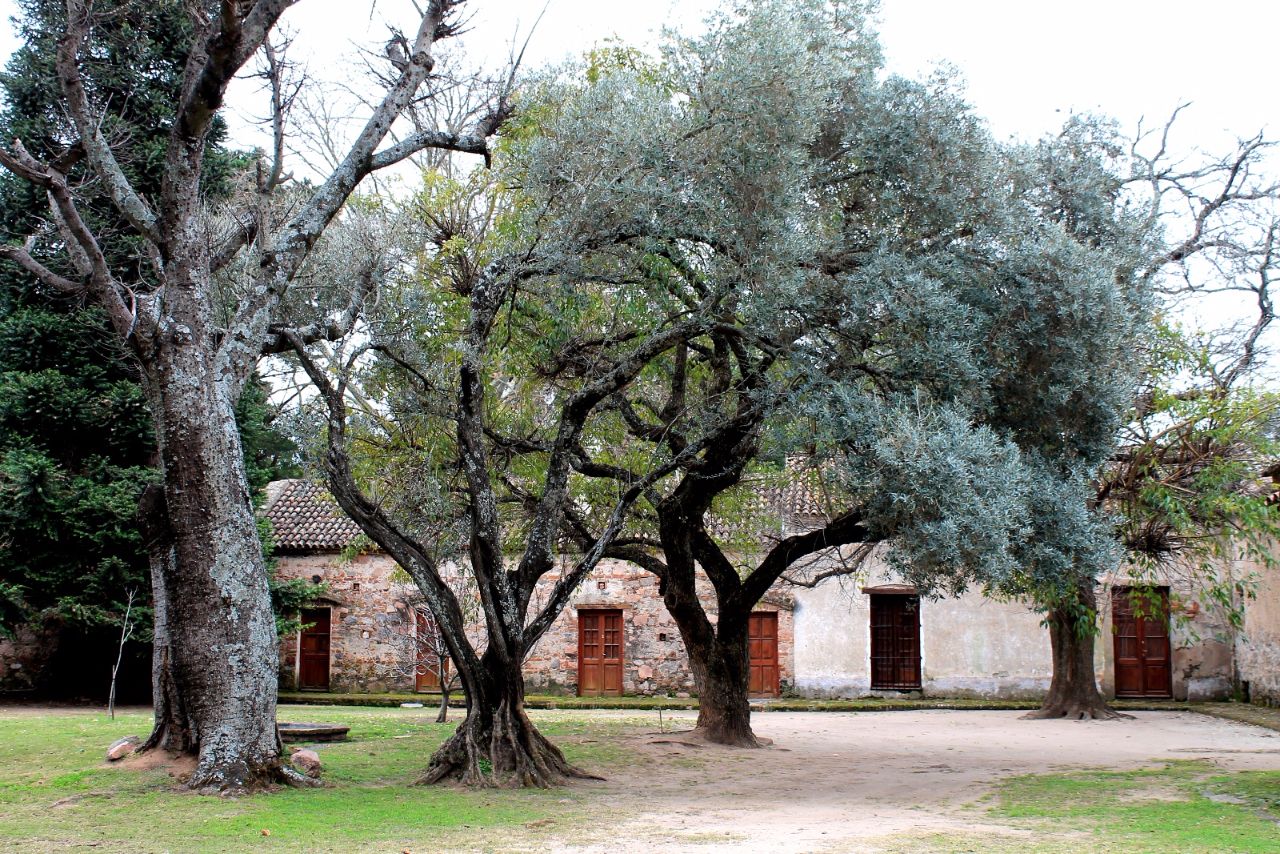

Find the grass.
[
  {"left": 909, "top": 761, "right": 1280, "bottom": 853},
  {"left": 3, "top": 705, "right": 1278, "bottom": 852},
  {"left": 0, "top": 705, "right": 653, "bottom": 853}
]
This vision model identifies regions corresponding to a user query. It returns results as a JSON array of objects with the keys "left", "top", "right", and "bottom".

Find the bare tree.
[{"left": 0, "top": 0, "right": 506, "bottom": 792}]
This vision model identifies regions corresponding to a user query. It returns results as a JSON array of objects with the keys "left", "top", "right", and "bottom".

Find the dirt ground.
[{"left": 554, "top": 709, "right": 1280, "bottom": 853}]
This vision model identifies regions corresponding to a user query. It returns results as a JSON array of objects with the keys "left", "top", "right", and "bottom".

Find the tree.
[
  {"left": 0, "top": 0, "right": 293, "bottom": 704},
  {"left": 528, "top": 2, "right": 1151, "bottom": 746},
  {"left": 1005, "top": 117, "right": 1280, "bottom": 720},
  {"left": 287, "top": 168, "right": 720, "bottom": 784},
  {"left": 0, "top": 0, "right": 506, "bottom": 792}
]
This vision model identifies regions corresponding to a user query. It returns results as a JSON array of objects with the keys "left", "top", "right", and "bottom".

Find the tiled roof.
[
  {"left": 261, "top": 463, "right": 837, "bottom": 554},
  {"left": 262, "top": 479, "right": 363, "bottom": 552}
]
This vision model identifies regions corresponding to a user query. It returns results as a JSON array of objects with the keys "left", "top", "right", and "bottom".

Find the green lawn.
[
  {"left": 909, "top": 761, "right": 1280, "bottom": 853},
  {"left": 3, "top": 706, "right": 1278, "bottom": 853},
  {"left": 0, "top": 705, "right": 647, "bottom": 853}
]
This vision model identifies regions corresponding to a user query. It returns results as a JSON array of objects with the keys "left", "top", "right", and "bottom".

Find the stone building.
[
  {"left": 264, "top": 479, "right": 794, "bottom": 697},
  {"left": 264, "top": 478, "right": 1241, "bottom": 702}
]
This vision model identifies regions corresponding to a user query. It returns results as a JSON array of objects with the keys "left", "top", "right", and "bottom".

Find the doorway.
[
  {"left": 748, "top": 611, "right": 780, "bottom": 697},
  {"left": 1112, "top": 586, "right": 1173, "bottom": 698},
  {"left": 577, "top": 609, "right": 624, "bottom": 696},
  {"left": 870, "top": 594, "right": 922, "bottom": 690},
  {"left": 415, "top": 608, "right": 448, "bottom": 693},
  {"left": 298, "top": 607, "right": 331, "bottom": 691}
]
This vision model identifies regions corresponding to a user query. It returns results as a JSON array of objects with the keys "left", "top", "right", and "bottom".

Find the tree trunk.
[
  {"left": 420, "top": 648, "right": 598, "bottom": 787},
  {"left": 137, "top": 483, "right": 194, "bottom": 753},
  {"left": 135, "top": 368, "right": 296, "bottom": 792},
  {"left": 1024, "top": 583, "right": 1130, "bottom": 721},
  {"left": 436, "top": 680, "right": 450, "bottom": 724},
  {"left": 688, "top": 614, "right": 760, "bottom": 747}
]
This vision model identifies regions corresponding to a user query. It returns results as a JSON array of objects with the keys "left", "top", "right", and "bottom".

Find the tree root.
[
  {"left": 685, "top": 725, "right": 767, "bottom": 748},
  {"left": 418, "top": 704, "right": 604, "bottom": 788},
  {"left": 188, "top": 757, "right": 323, "bottom": 795},
  {"left": 1021, "top": 702, "right": 1135, "bottom": 721}
]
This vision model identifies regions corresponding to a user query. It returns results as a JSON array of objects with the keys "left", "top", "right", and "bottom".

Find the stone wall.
[
  {"left": 523, "top": 559, "right": 794, "bottom": 696},
  {"left": 0, "top": 621, "right": 61, "bottom": 694},
  {"left": 274, "top": 552, "right": 795, "bottom": 697},
  {"left": 275, "top": 552, "right": 420, "bottom": 693}
]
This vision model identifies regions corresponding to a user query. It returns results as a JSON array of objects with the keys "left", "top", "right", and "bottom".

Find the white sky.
[{"left": 1, "top": 0, "right": 1277, "bottom": 343}]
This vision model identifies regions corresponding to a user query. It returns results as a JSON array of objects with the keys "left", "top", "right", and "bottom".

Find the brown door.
[
  {"left": 298, "top": 607, "right": 331, "bottom": 691},
  {"left": 578, "top": 609, "right": 624, "bottom": 696},
  {"left": 415, "top": 608, "right": 447, "bottom": 692},
  {"left": 1113, "top": 587, "right": 1172, "bottom": 698},
  {"left": 748, "top": 611, "right": 780, "bottom": 697},
  {"left": 870, "top": 594, "right": 922, "bottom": 690}
]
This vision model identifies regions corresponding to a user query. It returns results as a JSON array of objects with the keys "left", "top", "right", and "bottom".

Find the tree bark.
[
  {"left": 137, "top": 484, "right": 194, "bottom": 753},
  {"left": 420, "top": 647, "right": 599, "bottom": 787},
  {"left": 135, "top": 367, "right": 297, "bottom": 792},
  {"left": 686, "top": 614, "right": 760, "bottom": 747},
  {"left": 1023, "top": 582, "right": 1130, "bottom": 721}
]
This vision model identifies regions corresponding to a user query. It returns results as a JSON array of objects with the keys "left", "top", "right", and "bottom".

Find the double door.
[
  {"left": 1113, "top": 587, "right": 1172, "bottom": 698},
  {"left": 578, "top": 609, "right": 624, "bottom": 696}
]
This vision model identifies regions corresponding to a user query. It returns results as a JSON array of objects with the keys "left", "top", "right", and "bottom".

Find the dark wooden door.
[
  {"left": 298, "top": 607, "right": 331, "bottom": 691},
  {"left": 415, "top": 609, "right": 447, "bottom": 692},
  {"left": 748, "top": 611, "right": 780, "bottom": 697},
  {"left": 870, "top": 594, "right": 921, "bottom": 690},
  {"left": 1113, "top": 587, "right": 1172, "bottom": 698},
  {"left": 578, "top": 609, "right": 623, "bottom": 696}
]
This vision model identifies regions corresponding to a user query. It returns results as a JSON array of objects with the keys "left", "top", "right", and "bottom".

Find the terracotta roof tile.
[
  {"left": 262, "top": 479, "right": 363, "bottom": 552},
  {"left": 263, "top": 462, "right": 836, "bottom": 554}
]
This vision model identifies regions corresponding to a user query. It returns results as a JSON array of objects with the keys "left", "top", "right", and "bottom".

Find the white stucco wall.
[
  {"left": 792, "top": 568, "right": 1052, "bottom": 699},
  {"left": 792, "top": 551, "right": 1236, "bottom": 701}
]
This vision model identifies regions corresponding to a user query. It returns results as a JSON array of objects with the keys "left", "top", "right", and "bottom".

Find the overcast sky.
[
  {"left": 1, "top": 0, "right": 1276, "bottom": 340},
  {"left": 3, "top": 1, "right": 1273, "bottom": 146}
]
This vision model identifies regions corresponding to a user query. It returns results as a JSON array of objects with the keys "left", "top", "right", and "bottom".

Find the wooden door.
[
  {"left": 578, "top": 609, "right": 624, "bottom": 696},
  {"left": 870, "top": 594, "right": 921, "bottom": 690},
  {"left": 748, "top": 611, "right": 780, "bottom": 697},
  {"left": 298, "top": 607, "right": 331, "bottom": 691},
  {"left": 415, "top": 608, "right": 447, "bottom": 693},
  {"left": 1113, "top": 587, "right": 1172, "bottom": 698}
]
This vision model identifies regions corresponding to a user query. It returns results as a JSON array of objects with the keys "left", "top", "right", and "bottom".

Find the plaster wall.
[
  {"left": 792, "top": 565, "right": 1051, "bottom": 699},
  {"left": 1095, "top": 574, "right": 1235, "bottom": 702},
  {"left": 1237, "top": 556, "right": 1280, "bottom": 705}
]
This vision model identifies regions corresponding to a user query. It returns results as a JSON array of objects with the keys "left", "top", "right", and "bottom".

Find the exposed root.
[
  {"left": 188, "top": 757, "right": 321, "bottom": 795},
  {"left": 1021, "top": 702, "right": 1135, "bottom": 721},
  {"left": 418, "top": 704, "right": 604, "bottom": 788},
  {"left": 683, "top": 725, "right": 767, "bottom": 748}
]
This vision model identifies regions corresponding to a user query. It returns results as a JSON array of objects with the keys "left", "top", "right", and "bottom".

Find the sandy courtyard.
[{"left": 555, "top": 709, "right": 1280, "bottom": 853}]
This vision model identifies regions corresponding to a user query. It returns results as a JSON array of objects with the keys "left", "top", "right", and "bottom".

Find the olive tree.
[{"left": 517, "top": 2, "right": 1152, "bottom": 745}]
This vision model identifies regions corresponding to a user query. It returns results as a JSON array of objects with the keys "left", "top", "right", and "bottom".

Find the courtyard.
[{"left": 1, "top": 705, "right": 1277, "bottom": 852}]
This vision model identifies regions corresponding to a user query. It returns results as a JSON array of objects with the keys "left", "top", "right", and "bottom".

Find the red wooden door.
[
  {"left": 870, "top": 595, "right": 921, "bottom": 690},
  {"left": 748, "top": 612, "right": 780, "bottom": 697},
  {"left": 415, "top": 609, "right": 447, "bottom": 692},
  {"left": 1113, "top": 587, "right": 1172, "bottom": 698},
  {"left": 298, "top": 607, "right": 331, "bottom": 690},
  {"left": 578, "top": 609, "right": 624, "bottom": 696}
]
